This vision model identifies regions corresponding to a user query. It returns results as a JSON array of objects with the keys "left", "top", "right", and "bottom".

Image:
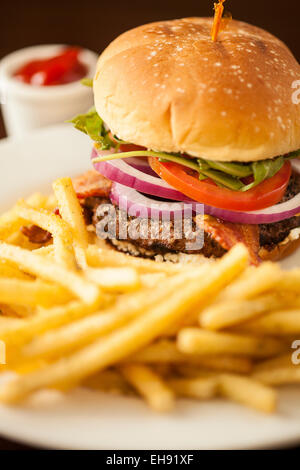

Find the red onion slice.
[
  {"left": 126, "top": 157, "right": 157, "bottom": 176},
  {"left": 110, "top": 183, "right": 203, "bottom": 220},
  {"left": 93, "top": 149, "right": 300, "bottom": 225},
  {"left": 92, "top": 148, "right": 190, "bottom": 201},
  {"left": 110, "top": 182, "right": 300, "bottom": 224}
]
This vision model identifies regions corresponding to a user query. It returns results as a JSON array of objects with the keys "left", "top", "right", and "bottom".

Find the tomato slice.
[{"left": 149, "top": 158, "right": 292, "bottom": 211}]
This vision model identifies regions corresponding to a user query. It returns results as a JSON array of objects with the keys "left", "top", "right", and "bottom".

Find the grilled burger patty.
[
  {"left": 88, "top": 171, "right": 300, "bottom": 258},
  {"left": 259, "top": 172, "right": 300, "bottom": 248}
]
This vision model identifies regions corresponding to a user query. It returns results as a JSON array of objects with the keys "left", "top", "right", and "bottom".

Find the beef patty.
[{"left": 87, "top": 171, "right": 300, "bottom": 259}]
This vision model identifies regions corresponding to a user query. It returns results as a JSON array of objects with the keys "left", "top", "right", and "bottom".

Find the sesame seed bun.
[{"left": 94, "top": 17, "right": 300, "bottom": 162}]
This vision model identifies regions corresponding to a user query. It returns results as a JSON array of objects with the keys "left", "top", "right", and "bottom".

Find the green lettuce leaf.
[
  {"left": 241, "top": 156, "right": 285, "bottom": 192},
  {"left": 68, "top": 107, "right": 115, "bottom": 150}
]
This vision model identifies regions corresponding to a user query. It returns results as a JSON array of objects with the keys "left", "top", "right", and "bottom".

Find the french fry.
[
  {"left": 0, "top": 300, "right": 103, "bottom": 347},
  {"left": 44, "top": 194, "right": 57, "bottom": 211},
  {"left": 0, "top": 304, "right": 32, "bottom": 318},
  {"left": 177, "top": 328, "right": 284, "bottom": 357},
  {"left": 86, "top": 244, "right": 187, "bottom": 274},
  {"left": 140, "top": 272, "right": 167, "bottom": 288},
  {"left": 0, "top": 278, "right": 72, "bottom": 308},
  {"left": 219, "top": 373, "right": 277, "bottom": 413},
  {"left": 1, "top": 181, "right": 299, "bottom": 416},
  {"left": 235, "top": 310, "right": 300, "bottom": 336},
  {"left": 120, "top": 364, "right": 175, "bottom": 412},
  {"left": 85, "top": 267, "right": 140, "bottom": 292},
  {"left": 253, "top": 353, "right": 294, "bottom": 373},
  {"left": 199, "top": 294, "right": 287, "bottom": 330},
  {"left": 0, "top": 209, "right": 24, "bottom": 241},
  {"left": 0, "top": 243, "right": 101, "bottom": 304},
  {"left": 17, "top": 271, "right": 209, "bottom": 361},
  {"left": 167, "top": 376, "right": 218, "bottom": 400},
  {"left": 26, "top": 193, "right": 50, "bottom": 209},
  {"left": 52, "top": 178, "right": 88, "bottom": 269},
  {"left": 33, "top": 245, "right": 54, "bottom": 258},
  {"left": 219, "top": 263, "right": 281, "bottom": 301},
  {"left": 15, "top": 201, "right": 75, "bottom": 270},
  {"left": 0, "top": 244, "right": 248, "bottom": 402},
  {"left": 128, "top": 340, "right": 252, "bottom": 374},
  {"left": 0, "top": 260, "right": 32, "bottom": 280},
  {"left": 278, "top": 270, "right": 300, "bottom": 292},
  {"left": 83, "top": 370, "right": 132, "bottom": 394},
  {"left": 0, "top": 193, "right": 50, "bottom": 241},
  {"left": 252, "top": 367, "right": 300, "bottom": 385}
]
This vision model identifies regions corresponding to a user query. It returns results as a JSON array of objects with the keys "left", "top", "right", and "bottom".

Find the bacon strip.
[
  {"left": 200, "top": 215, "right": 261, "bottom": 265},
  {"left": 21, "top": 224, "right": 52, "bottom": 244},
  {"left": 72, "top": 170, "right": 112, "bottom": 199}
]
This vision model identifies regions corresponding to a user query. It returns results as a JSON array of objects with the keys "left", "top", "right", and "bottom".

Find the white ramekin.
[{"left": 0, "top": 45, "right": 98, "bottom": 137}]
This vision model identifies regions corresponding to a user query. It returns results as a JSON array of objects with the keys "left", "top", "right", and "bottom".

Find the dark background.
[{"left": 0, "top": 0, "right": 299, "bottom": 450}]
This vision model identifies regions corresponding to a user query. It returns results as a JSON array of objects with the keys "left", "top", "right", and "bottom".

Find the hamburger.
[{"left": 69, "top": 17, "right": 300, "bottom": 265}]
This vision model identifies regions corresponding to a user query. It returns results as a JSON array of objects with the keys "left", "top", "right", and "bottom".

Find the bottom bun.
[
  {"left": 105, "top": 228, "right": 300, "bottom": 264},
  {"left": 109, "top": 239, "right": 213, "bottom": 265},
  {"left": 259, "top": 229, "right": 300, "bottom": 262}
]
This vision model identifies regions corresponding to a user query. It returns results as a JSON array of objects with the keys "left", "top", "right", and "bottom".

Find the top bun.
[{"left": 94, "top": 18, "right": 300, "bottom": 162}]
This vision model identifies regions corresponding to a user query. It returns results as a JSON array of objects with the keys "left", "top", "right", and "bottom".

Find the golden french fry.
[
  {"left": 18, "top": 271, "right": 209, "bottom": 361},
  {"left": 0, "top": 278, "right": 72, "bottom": 308},
  {"left": 0, "top": 210, "right": 24, "bottom": 241},
  {"left": 140, "top": 273, "right": 167, "bottom": 288},
  {"left": 83, "top": 370, "right": 132, "bottom": 394},
  {"left": 0, "top": 304, "right": 32, "bottom": 318},
  {"left": 121, "top": 364, "right": 175, "bottom": 412},
  {"left": 44, "top": 194, "right": 57, "bottom": 211},
  {"left": 86, "top": 244, "right": 187, "bottom": 274},
  {"left": 199, "top": 294, "right": 287, "bottom": 330},
  {"left": 219, "top": 373, "right": 277, "bottom": 413},
  {"left": 0, "top": 243, "right": 101, "bottom": 304},
  {"left": 236, "top": 310, "right": 300, "bottom": 336},
  {"left": 85, "top": 267, "right": 140, "bottom": 292},
  {"left": 168, "top": 376, "right": 218, "bottom": 400},
  {"left": 25, "top": 193, "right": 50, "bottom": 209},
  {"left": 0, "top": 261, "right": 32, "bottom": 280},
  {"left": 177, "top": 328, "right": 284, "bottom": 357},
  {"left": 0, "top": 300, "right": 103, "bottom": 347},
  {"left": 279, "top": 270, "right": 300, "bottom": 292},
  {"left": 219, "top": 263, "right": 281, "bottom": 301},
  {"left": 33, "top": 245, "right": 54, "bottom": 257},
  {"left": 129, "top": 340, "right": 252, "bottom": 374},
  {"left": 52, "top": 178, "right": 88, "bottom": 269},
  {"left": 6, "top": 305, "right": 33, "bottom": 318},
  {"left": 0, "top": 193, "right": 50, "bottom": 241},
  {"left": 253, "top": 353, "right": 294, "bottom": 373},
  {"left": 0, "top": 244, "right": 248, "bottom": 402},
  {"left": 252, "top": 367, "right": 300, "bottom": 385},
  {"left": 15, "top": 201, "right": 75, "bottom": 270}
]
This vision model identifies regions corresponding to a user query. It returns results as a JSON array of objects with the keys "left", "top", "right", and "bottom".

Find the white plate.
[{"left": 0, "top": 124, "right": 299, "bottom": 450}]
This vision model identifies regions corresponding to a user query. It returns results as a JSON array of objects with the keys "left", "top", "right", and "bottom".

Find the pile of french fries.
[{"left": 0, "top": 177, "right": 299, "bottom": 414}]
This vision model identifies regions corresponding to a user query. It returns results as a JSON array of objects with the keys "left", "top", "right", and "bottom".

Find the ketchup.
[{"left": 13, "top": 47, "right": 88, "bottom": 86}]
